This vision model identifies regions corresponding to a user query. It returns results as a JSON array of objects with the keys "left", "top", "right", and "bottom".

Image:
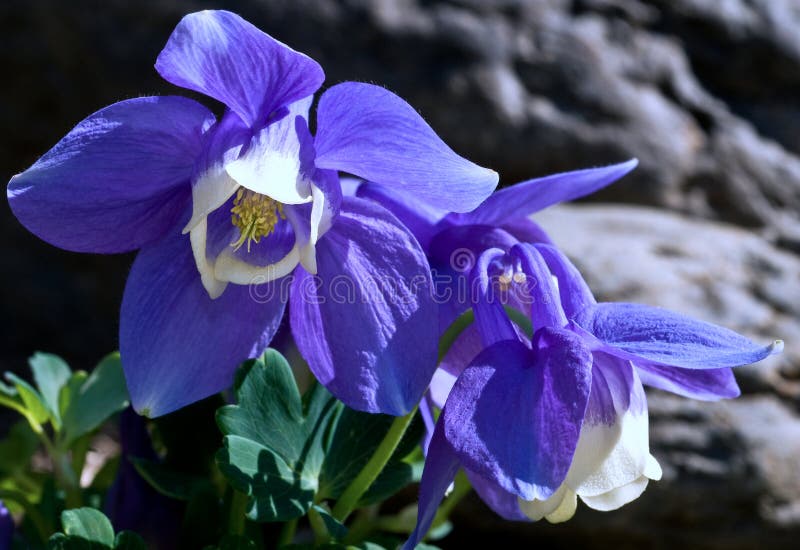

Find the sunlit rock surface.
[{"left": 2, "top": 1, "right": 800, "bottom": 545}]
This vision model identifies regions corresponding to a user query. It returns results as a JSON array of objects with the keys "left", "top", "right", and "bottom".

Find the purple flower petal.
[
  {"left": 501, "top": 218, "right": 554, "bottom": 245},
  {"left": 289, "top": 197, "right": 437, "bottom": 415},
  {"left": 120, "top": 225, "right": 285, "bottom": 417},
  {"left": 510, "top": 244, "right": 567, "bottom": 329},
  {"left": 576, "top": 302, "right": 782, "bottom": 369},
  {"left": 534, "top": 243, "right": 596, "bottom": 320},
  {"left": 357, "top": 182, "right": 448, "bottom": 250},
  {"left": 155, "top": 10, "right": 324, "bottom": 127},
  {"left": 314, "top": 82, "right": 498, "bottom": 212},
  {"left": 453, "top": 159, "right": 638, "bottom": 226},
  {"left": 470, "top": 249, "right": 519, "bottom": 347},
  {"left": 402, "top": 424, "right": 460, "bottom": 550},
  {"left": 225, "top": 97, "right": 315, "bottom": 204},
  {"left": 465, "top": 468, "right": 528, "bottom": 521},
  {"left": 443, "top": 331, "right": 592, "bottom": 500},
  {"left": 636, "top": 363, "right": 740, "bottom": 400},
  {"left": 8, "top": 96, "right": 213, "bottom": 253}
]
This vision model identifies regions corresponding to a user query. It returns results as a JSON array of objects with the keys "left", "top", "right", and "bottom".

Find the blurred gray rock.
[
  {"left": 2, "top": 2, "right": 800, "bottom": 546},
  {"left": 537, "top": 204, "right": 800, "bottom": 396}
]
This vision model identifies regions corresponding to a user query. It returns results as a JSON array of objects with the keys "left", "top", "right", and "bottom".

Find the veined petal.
[
  {"left": 510, "top": 244, "right": 567, "bottom": 329},
  {"left": 534, "top": 243, "right": 596, "bottom": 319},
  {"left": 566, "top": 363, "right": 658, "bottom": 499},
  {"left": 576, "top": 303, "right": 783, "bottom": 369},
  {"left": 289, "top": 197, "right": 437, "bottom": 415},
  {"left": 184, "top": 110, "right": 252, "bottom": 234},
  {"left": 501, "top": 218, "right": 554, "bottom": 246},
  {"left": 454, "top": 159, "right": 638, "bottom": 226},
  {"left": 8, "top": 96, "right": 213, "bottom": 253},
  {"left": 466, "top": 468, "right": 528, "bottom": 521},
  {"left": 314, "top": 82, "right": 498, "bottom": 212},
  {"left": 357, "top": 182, "right": 449, "bottom": 250},
  {"left": 580, "top": 455, "right": 661, "bottom": 512},
  {"left": 636, "top": 363, "right": 740, "bottom": 400},
  {"left": 470, "top": 249, "right": 519, "bottom": 347},
  {"left": 120, "top": 224, "right": 285, "bottom": 417},
  {"left": 402, "top": 425, "right": 460, "bottom": 550},
  {"left": 226, "top": 97, "right": 314, "bottom": 205},
  {"left": 155, "top": 10, "right": 324, "bottom": 127},
  {"left": 443, "top": 332, "right": 592, "bottom": 501}
]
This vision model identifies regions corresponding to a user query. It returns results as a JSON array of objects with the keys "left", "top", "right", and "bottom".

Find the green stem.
[
  {"left": 229, "top": 490, "right": 248, "bottom": 536},
  {"left": 332, "top": 406, "right": 418, "bottom": 522},
  {"left": 276, "top": 517, "right": 297, "bottom": 547},
  {"left": 308, "top": 506, "right": 330, "bottom": 545},
  {"left": 0, "top": 489, "right": 51, "bottom": 542},
  {"left": 39, "top": 431, "right": 82, "bottom": 509},
  {"left": 342, "top": 505, "right": 378, "bottom": 545}
]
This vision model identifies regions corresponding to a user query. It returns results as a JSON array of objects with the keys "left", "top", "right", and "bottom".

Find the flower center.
[{"left": 230, "top": 188, "right": 285, "bottom": 253}]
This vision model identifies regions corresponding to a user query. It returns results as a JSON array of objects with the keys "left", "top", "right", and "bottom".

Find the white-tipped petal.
[
  {"left": 518, "top": 484, "right": 569, "bottom": 521},
  {"left": 298, "top": 183, "right": 335, "bottom": 273},
  {"left": 580, "top": 476, "right": 649, "bottom": 512},
  {"left": 226, "top": 97, "right": 313, "bottom": 205},
  {"left": 188, "top": 218, "right": 228, "bottom": 299},
  {"left": 184, "top": 166, "right": 240, "bottom": 234},
  {"left": 570, "top": 406, "right": 650, "bottom": 498},
  {"left": 545, "top": 488, "right": 578, "bottom": 523},
  {"left": 213, "top": 245, "right": 300, "bottom": 285}
]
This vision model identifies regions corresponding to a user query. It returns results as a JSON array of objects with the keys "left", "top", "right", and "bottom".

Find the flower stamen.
[{"left": 230, "top": 188, "right": 285, "bottom": 253}]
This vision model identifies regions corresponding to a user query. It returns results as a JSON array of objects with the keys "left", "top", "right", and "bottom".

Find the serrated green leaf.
[
  {"left": 5, "top": 372, "right": 49, "bottom": 425},
  {"left": 113, "top": 531, "right": 147, "bottom": 550},
  {"left": 61, "top": 508, "right": 115, "bottom": 546},
  {"left": 319, "top": 409, "right": 424, "bottom": 505},
  {"left": 216, "top": 350, "right": 340, "bottom": 522},
  {"left": 130, "top": 457, "right": 208, "bottom": 501},
  {"left": 61, "top": 354, "right": 129, "bottom": 447},
  {"left": 29, "top": 352, "right": 72, "bottom": 429}
]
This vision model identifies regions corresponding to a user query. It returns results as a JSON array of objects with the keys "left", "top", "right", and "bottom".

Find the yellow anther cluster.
[{"left": 230, "top": 188, "right": 285, "bottom": 253}]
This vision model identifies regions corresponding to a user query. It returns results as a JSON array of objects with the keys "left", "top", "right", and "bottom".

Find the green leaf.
[
  {"left": 130, "top": 457, "right": 208, "bottom": 501},
  {"left": 4, "top": 372, "right": 49, "bottom": 425},
  {"left": 29, "top": 352, "right": 72, "bottom": 429},
  {"left": 0, "top": 420, "right": 38, "bottom": 476},
  {"left": 61, "top": 353, "right": 129, "bottom": 447},
  {"left": 312, "top": 504, "right": 348, "bottom": 539},
  {"left": 61, "top": 508, "right": 115, "bottom": 546},
  {"left": 113, "top": 532, "right": 147, "bottom": 550},
  {"left": 58, "top": 372, "right": 87, "bottom": 420},
  {"left": 216, "top": 350, "right": 340, "bottom": 522},
  {"left": 319, "top": 409, "right": 424, "bottom": 505}
]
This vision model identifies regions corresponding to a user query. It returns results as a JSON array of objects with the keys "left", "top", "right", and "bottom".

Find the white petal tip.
[{"left": 770, "top": 340, "right": 784, "bottom": 354}]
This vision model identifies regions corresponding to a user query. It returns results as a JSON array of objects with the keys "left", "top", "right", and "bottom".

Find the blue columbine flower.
[
  {"left": 402, "top": 242, "right": 781, "bottom": 548},
  {"left": 7, "top": 10, "right": 498, "bottom": 417}
]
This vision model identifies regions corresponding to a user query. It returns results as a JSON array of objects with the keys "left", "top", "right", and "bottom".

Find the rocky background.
[{"left": 2, "top": 0, "right": 799, "bottom": 547}]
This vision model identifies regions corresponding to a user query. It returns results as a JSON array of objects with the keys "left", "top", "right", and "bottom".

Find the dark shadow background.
[{"left": 2, "top": 1, "right": 800, "bottom": 548}]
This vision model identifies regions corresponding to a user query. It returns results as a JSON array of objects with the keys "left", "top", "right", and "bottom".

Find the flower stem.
[
  {"left": 332, "top": 406, "right": 418, "bottom": 522},
  {"left": 308, "top": 506, "right": 330, "bottom": 545}
]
